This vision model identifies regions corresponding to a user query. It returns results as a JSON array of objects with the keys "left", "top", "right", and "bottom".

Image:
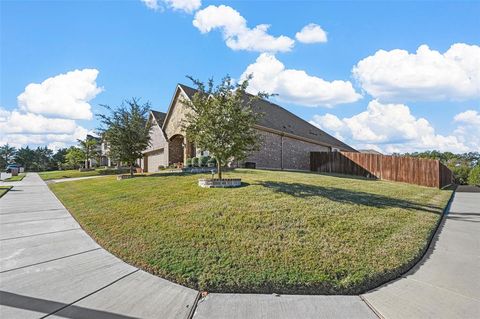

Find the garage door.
[{"left": 146, "top": 149, "right": 165, "bottom": 172}]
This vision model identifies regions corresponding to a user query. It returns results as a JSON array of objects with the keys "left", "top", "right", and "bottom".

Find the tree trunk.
[
  {"left": 130, "top": 163, "right": 134, "bottom": 177},
  {"left": 217, "top": 160, "right": 222, "bottom": 180},
  {"left": 86, "top": 149, "right": 89, "bottom": 169}
]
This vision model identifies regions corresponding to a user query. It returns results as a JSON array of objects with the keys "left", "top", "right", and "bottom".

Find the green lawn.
[
  {"left": 0, "top": 186, "right": 12, "bottom": 198},
  {"left": 50, "top": 169, "right": 451, "bottom": 294},
  {"left": 39, "top": 169, "right": 102, "bottom": 181},
  {"left": 4, "top": 173, "right": 26, "bottom": 182}
]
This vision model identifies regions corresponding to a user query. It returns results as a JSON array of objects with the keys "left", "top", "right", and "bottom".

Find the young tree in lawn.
[
  {"left": 77, "top": 137, "right": 99, "bottom": 169},
  {"left": 182, "top": 75, "right": 265, "bottom": 179},
  {"left": 97, "top": 99, "right": 152, "bottom": 177},
  {"left": 0, "top": 144, "right": 17, "bottom": 167}
]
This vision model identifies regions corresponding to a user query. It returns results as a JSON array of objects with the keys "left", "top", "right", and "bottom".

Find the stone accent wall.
[
  {"left": 243, "top": 129, "right": 330, "bottom": 171},
  {"left": 164, "top": 91, "right": 192, "bottom": 139}
]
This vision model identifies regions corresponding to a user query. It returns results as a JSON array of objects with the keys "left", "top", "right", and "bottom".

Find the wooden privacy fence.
[{"left": 310, "top": 152, "right": 454, "bottom": 188}]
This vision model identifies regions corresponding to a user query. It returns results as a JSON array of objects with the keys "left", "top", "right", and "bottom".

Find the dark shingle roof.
[
  {"left": 151, "top": 110, "right": 166, "bottom": 125},
  {"left": 178, "top": 84, "right": 356, "bottom": 152}
]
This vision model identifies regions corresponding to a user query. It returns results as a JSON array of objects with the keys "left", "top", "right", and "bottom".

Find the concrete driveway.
[{"left": 1, "top": 173, "right": 478, "bottom": 318}]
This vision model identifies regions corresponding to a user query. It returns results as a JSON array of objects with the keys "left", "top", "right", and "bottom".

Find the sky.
[{"left": 1, "top": 0, "right": 479, "bottom": 154}]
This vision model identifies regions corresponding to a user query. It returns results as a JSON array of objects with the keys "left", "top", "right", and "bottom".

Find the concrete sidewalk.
[
  {"left": 362, "top": 187, "right": 480, "bottom": 319},
  {"left": 45, "top": 175, "right": 109, "bottom": 184},
  {"left": 0, "top": 173, "right": 198, "bottom": 319},
  {"left": 1, "top": 173, "right": 478, "bottom": 318}
]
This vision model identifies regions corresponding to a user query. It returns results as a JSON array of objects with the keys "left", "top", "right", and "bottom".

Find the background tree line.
[{"left": 0, "top": 138, "right": 101, "bottom": 172}]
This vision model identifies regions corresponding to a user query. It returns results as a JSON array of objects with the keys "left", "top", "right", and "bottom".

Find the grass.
[
  {"left": 39, "top": 169, "right": 102, "bottom": 181},
  {"left": 0, "top": 186, "right": 12, "bottom": 198},
  {"left": 3, "top": 173, "right": 26, "bottom": 182},
  {"left": 49, "top": 169, "right": 451, "bottom": 294}
]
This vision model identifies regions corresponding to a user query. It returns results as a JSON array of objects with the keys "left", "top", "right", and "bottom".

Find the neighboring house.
[
  {"left": 141, "top": 84, "right": 356, "bottom": 173},
  {"left": 85, "top": 134, "right": 115, "bottom": 168},
  {"left": 359, "top": 149, "right": 383, "bottom": 155}
]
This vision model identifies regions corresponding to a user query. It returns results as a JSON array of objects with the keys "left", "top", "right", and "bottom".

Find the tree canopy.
[
  {"left": 0, "top": 144, "right": 17, "bottom": 168},
  {"left": 97, "top": 98, "right": 152, "bottom": 176},
  {"left": 182, "top": 75, "right": 267, "bottom": 179}
]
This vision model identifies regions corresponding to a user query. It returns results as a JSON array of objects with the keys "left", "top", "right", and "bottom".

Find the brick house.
[{"left": 140, "top": 84, "right": 356, "bottom": 173}]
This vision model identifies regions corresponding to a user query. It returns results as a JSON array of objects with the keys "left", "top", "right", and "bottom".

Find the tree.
[
  {"left": 26, "top": 147, "right": 53, "bottom": 171},
  {"left": 0, "top": 144, "right": 17, "bottom": 167},
  {"left": 468, "top": 165, "right": 480, "bottom": 185},
  {"left": 65, "top": 147, "right": 84, "bottom": 169},
  {"left": 15, "top": 146, "right": 35, "bottom": 171},
  {"left": 52, "top": 148, "right": 68, "bottom": 169},
  {"left": 97, "top": 98, "right": 152, "bottom": 177},
  {"left": 451, "top": 164, "right": 471, "bottom": 185},
  {"left": 77, "top": 137, "right": 99, "bottom": 169},
  {"left": 182, "top": 75, "right": 266, "bottom": 179}
]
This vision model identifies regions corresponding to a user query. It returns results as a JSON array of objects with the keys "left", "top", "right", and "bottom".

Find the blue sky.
[{"left": 1, "top": 0, "right": 479, "bottom": 153}]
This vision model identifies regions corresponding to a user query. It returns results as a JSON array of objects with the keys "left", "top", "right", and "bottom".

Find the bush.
[
  {"left": 207, "top": 157, "right": 217, "bottom": 168},
  {"left": 451, "top": 164, "right": 471, "bottom": 184},
  {"left": 185, "top": 158, "right": 192, "bottom": 168},
  {"left": 192, "top": 157, "right": 200, "bottom": 167},
  {"left": 468, "top": 165, "right": 480, "bottom": 185},
  {"left": 158, "top": 165, "right": 166, "bottom": 170},
  {"left": 98, "top": 168, "right": 131, "bottom": 175},
  {"left": 199, "top": 156, "right": 210, "bottom": 167}
]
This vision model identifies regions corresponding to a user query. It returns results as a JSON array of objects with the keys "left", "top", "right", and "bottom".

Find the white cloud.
[
  {"left": 17, "top": 68, "right": 103, "bottom": 120},
  {"left": 167, "top": 0, "right": 201, "bottom": 13},
  {"left": 453, "top": 109, "right": 480, "bottom": 151},
  {"left": 141, "top": 0, "right": 160, "bottom": 10},
  {"left": 241, "top": 53, "right": 362, "bottom": 107},
  {"left": 295, "top": 23, "right": 327, "bottom": 44},
  {"left": 0, "top": 108, "right": 91, "bottom": 149},
  {"left": 141, "top": 0, "right": 201, "bottom": 13},
  {"left": 454, "top": 109, "right": 480, "bottom": 126},
  {"left": 0, "top": 109, "right": 78, "bottom": 134},
  {"left": 193, "top": 5, "right": 294, "bottom": 53},
  {"left": 310, "top": 100, "right": 472, "bottom": 153},
  {"left": 353, "top": 43, "right": 480, "bottom": 102}
]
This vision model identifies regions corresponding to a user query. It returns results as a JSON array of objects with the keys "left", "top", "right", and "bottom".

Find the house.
[
  {"left": 359, "top": 149, "right": 383, "bottom": 155},
  {"left": 140, "top": 84, "right": 356, "bottom": 173},
  {"left": 85, "top": 134, "right": 115, "bottom": 168}
]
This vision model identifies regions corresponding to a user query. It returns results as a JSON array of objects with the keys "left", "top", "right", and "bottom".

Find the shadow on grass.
[{"left": 258, "top": 181, "right": 443, "bottom": 214}]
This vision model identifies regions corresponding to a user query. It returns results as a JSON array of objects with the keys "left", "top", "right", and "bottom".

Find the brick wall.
[{"left": 243, "top": 129, "right": 330, "bottom": 171}]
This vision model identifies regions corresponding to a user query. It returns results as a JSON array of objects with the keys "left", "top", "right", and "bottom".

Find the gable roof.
[
  {"left": 151, "top": 110, "right": 166, "bottom": 125},
  {"left": 177, "top": 84, "right": 356, "bottom": 152}
]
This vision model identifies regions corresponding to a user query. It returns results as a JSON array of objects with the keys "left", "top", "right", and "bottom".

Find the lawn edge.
[
  {"left": 48, "top": 177, "right": 455, "bottom": 295},
  {"left": 0, "top": 186, "right": 13, "bottom": 198},
  {"left": 361, "top": 187, "right": 456, "bottom": 294},
  {"left": 4, "top": 173, "right": 26, "bottom": 182}
]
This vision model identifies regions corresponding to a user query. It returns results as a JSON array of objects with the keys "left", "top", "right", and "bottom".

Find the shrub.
[
  {"left": 451, "top": 164, "right": 471, "bottom": 184},
  {"left": 185, "top": 158, "right": 192, "bottom": 168},
  {"left": 158, "top": 165, "right": 166, "bottom": 170},
  {"left": 207, "top": 157, "right": 217, "bottom": 168},
  {"left": 192, "top": 157, "right": 200, "bottom": 167},
  {"left": 98, "top": 168, "right": 131, "bottom": 175},
  {"left": 199, "top": 156, "right": 210, "bottom": 167},
  {"left": 468, "top": 165, "right": 480, "bottom": 185}
]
